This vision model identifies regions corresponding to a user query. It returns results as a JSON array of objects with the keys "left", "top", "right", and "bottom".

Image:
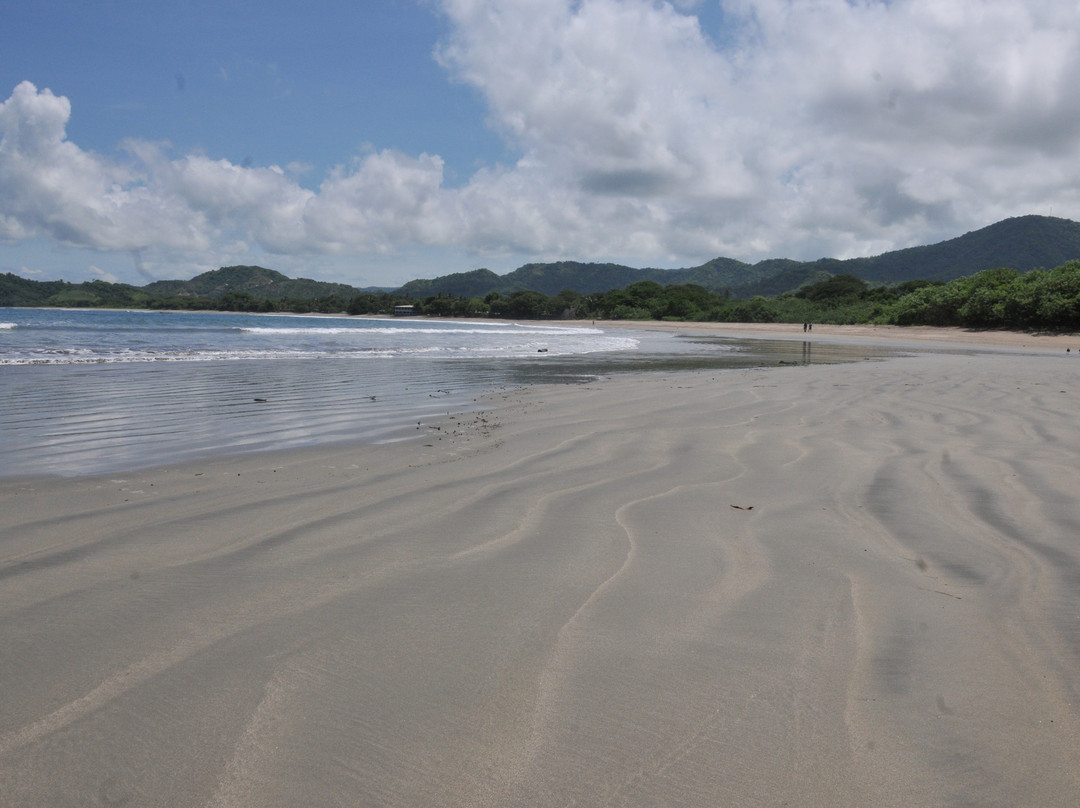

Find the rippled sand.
[{"left": 2, "top": 332, "right": 1079, "bottom": 806}]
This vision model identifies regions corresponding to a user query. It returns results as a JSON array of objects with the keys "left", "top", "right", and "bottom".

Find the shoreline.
[
  {"left": 570, "top": 318, "right": 1080, "bottom": 351},
  {"left": 8, "top": 303, "right": 1077, "bottom": 349},
  {"left": 1, "top": 321, "right": 1074, "bottom": 483}
]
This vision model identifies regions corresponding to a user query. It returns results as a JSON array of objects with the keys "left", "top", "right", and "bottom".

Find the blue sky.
[
  {"left": 2, "top": 1, "right": 1079, "bottom": 288},
  {"left": 2, "top": 2, "right": 505, "bottom": 185}
]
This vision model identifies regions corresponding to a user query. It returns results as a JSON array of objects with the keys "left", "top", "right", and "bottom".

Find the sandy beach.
[{"left": 2, "top": 325, "right": 1079, "bottom": 806}]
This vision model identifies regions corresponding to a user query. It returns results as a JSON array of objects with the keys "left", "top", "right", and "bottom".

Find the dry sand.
[{"left": 2, "top": 326, "right": 1079, "bottom": 806}]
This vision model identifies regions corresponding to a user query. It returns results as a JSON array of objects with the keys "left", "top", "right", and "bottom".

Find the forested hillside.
[
  {"left": 396, "top": 216, "right": 1080, "bottom": 298},
  {"left": 5, "top": 218, "right": 1080, "bottom": 331},
  {"left": 142, "top": 266, "right": 359, "bottom": 300}
]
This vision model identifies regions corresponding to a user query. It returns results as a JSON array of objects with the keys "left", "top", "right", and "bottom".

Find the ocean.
[{"left": 0, "top": 308, "right": 883, "bottom": 477}]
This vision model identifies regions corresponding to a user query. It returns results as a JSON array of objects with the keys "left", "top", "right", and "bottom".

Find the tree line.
[
  {"left": 6, "top": 260, "right": 1080, "bottom": 330},
  {"left": 352, "top": 260, "right": 1080, "bottom": 330}
]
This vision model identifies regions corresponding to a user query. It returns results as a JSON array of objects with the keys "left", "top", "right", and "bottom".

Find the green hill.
[
  {"left": 1, "top": 265, "right": 361, "bottom": 308},
  {"left": 396, "top": 268, "right": 504, "bottom": 298},
  {"left": 0, "top": 273, "right": 67, "bottom": 306},
  {"left": 395, "top": 215, "right": 1080, "bottom": 298},
  {"left": 142, "top": 265, "right": 359, "bottom": 300},
  {"left": 836, "top": 215, "right": 1080, "bottom": 283},
  {"left": 5, "top": 216, "right": 1080, "bottom": 308},
  {"left": 0, "top": 273, "right": 152, "bottom": 307}
]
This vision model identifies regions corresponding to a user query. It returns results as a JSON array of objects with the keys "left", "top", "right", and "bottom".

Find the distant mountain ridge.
[
  {"left": 396, "top": 215, "right": 1080, "bottom": 298},
  {"left": 3, "top": 215, "right": 1079, "bottom": 308}
]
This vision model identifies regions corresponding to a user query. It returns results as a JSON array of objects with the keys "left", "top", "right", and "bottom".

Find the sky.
[{"left": 2, "top": 0, "right": 1079, "bottom": 289}]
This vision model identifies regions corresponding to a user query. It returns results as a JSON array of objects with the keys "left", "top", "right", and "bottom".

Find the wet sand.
[{"left": 2, "top": 327, "right": 1079, "bottom": 806}]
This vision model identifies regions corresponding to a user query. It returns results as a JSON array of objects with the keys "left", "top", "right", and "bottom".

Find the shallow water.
[{"left": 0, "top": 310, "right": 902, "bottom": 476}]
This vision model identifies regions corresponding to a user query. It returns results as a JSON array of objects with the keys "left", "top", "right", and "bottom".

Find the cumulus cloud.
[
  {"left": 0, "top": 82, "right": 208, "bottom": 252},
  {"left": 3, "top": 0, "right": 1080, "bottom": 283},
  {"left": 435, "top": 0, "right": 1080, "bottom": 258}
]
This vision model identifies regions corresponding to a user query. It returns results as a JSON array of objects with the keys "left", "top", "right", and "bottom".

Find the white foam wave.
[
  {"left": 0, "top": 349, "right": 322, "bottom": 365},
  {"left": 0, "top": 322, "right": 16, "bottom": 330},
  {"left": 238, "top": 325, "right": 603, "bottom": 336},
  {"left": 0, "top": 335, "right": 639, "bottom": 365}
]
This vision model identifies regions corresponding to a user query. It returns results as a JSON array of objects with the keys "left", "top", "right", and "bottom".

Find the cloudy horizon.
[{"left": 2, "top": 0, "right": 1078, "bottom": 287}]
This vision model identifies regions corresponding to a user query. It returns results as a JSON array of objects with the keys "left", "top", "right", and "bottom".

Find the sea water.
[
  {"left": 0, "top": 308, "right": 889, "bottom": 477},
  {"left": 0, "top": 306, "right": 652, "bottom": 477},
  {"left": 0, "top": 308, "right": 649, "bottom": 476}
]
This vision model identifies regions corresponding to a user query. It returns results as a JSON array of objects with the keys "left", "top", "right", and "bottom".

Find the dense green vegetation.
[
  {"left": 393, "top": 275, "right": 918, "bottom": 324},
  {"left": 841, "top": 215, "right": 1080, "bottom": 283},
  {"left": 0, "top": 272, "right": 369, "bottom": 314},
  {"left": 141, "top": 265, "right": 360, "bottom": 301},
  {"left": 8, "top": 262, "right": 1080, "bottom": 331},
  {"left": 355, "top": 262, "right": 1080, "bottom": 331},
  {"left": 883, "top": 263, "right": 1080, "bottom": 329},
  {"left": 6, "top": 215, "right": 1079, "bottom": 308},
  {"left": 6, "top": 217, "right": 1080, "bottom": 332},
  {"left": 396, "top": 215, "right": 1080, "bottom": 297}
]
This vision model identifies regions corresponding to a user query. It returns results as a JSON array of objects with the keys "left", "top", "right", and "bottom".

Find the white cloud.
[
  {"left": 4, "top": 0, "right": 1080, "bottom": 286},
  {"left": 435, "top": 0, "right": 1080, "bottom": 259},
  {"left": 0, "top": 82, "right": 208, "bottom": 253},
  {"left": 88, "top": 265, "right": 120, "bottom": 283}
]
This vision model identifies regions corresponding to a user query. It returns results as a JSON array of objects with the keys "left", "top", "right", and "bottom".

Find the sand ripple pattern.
[{"left": 2, "top": 351, "right": 1079, "bottom": 806}]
